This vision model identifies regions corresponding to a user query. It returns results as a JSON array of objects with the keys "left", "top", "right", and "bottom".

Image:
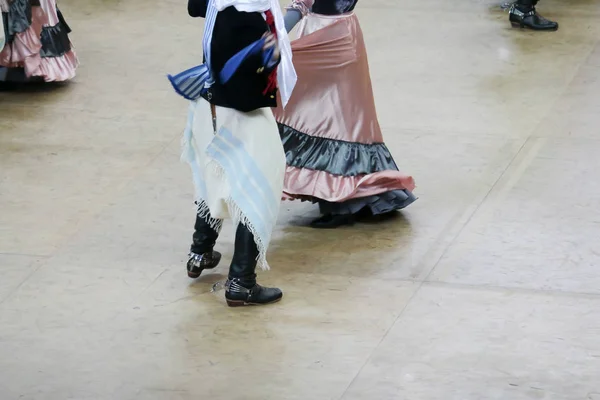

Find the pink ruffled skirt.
[
  {"left": 0, "top": 0, "right": 78, "bottom": 82},
  {"left": 272, "top": 12, "right": 416, "bottom": 215}
]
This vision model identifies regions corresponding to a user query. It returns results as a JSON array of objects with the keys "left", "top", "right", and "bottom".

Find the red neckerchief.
[{"left": 263, "top": 10, "right": 278, "bottom": 95}]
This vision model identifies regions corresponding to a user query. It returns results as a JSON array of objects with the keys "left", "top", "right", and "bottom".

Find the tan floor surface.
[{"left": 1, "top": 0, "right": 600, "bottom": 399}]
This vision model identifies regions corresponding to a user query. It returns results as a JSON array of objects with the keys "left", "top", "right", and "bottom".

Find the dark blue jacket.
[{"left": 188, "top": 0, "right": 280, "bottom": 112}]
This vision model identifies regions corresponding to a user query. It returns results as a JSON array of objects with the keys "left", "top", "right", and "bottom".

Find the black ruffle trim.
[
  {"left": 4, "top": 0, "right": 33, "bottom": 39},
  {"left": 278, "top": 123, "right": 399, "bottom": 177},
  {"left": 56, "top": 9, "right": 72, "bottom": 34},
  {"left": 3, "top": 3, "right": 72, "bottom": 57},
  {"left": 40, "top": 20, "right": 71, "bottom": 58}
]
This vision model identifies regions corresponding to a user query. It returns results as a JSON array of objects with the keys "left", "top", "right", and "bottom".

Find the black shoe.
[
  {"left": 310, "top": 213, "right": 355, "bottom": 229},
  {"left": 225, "top": 224, "right": 282, "bottom": 306},
  {"left": 509, "top": 4, "right": 558, "bottom": 31},
  {"left": 188, "top": 212, "right": 222, "bottom": 278},
  {"left": 225, "top": 278, "right": 283, "bottom": 307},
  {"left": 186, "top": 251, "right": 222, "bottom": 278}
]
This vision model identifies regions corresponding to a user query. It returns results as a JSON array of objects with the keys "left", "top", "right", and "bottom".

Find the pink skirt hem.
[
  {"left": 282, "top": 166, "right": 416, "bottom": 203},
  {"left": 0, "top": 6, "right": 46, "bottom": 69},
  {"left": 33, "top": 50, "right": 78, "bottom": 82}
]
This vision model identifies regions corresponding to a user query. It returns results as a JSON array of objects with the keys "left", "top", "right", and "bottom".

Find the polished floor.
[{"left": 1, "top": 0, "right": 600, "bottom": 399}]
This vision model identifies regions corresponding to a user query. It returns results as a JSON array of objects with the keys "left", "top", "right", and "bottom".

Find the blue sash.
[{"left": 167, "top": 37, "right": 273, "bottom": 101}]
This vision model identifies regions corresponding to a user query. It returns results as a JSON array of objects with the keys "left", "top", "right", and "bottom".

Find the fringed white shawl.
[{"left": 182, "top": 101, "right": 286, "bottom": 271}]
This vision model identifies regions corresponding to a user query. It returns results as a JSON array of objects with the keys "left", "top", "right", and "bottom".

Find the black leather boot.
[
  {"left": 509, "top": 0, "right": 558, "bottom": 31},
  {"left": 225, "top": 224, "right": 283, "bottom": 307},
  {"left": 187, "top": 214, "right": 222, "bottom": 278}
]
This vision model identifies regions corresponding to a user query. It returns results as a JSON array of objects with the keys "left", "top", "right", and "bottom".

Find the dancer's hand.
[
  {"left": 263, "top": 32, "right": 280, "bottom": 63},
  {"left": 288, "top": 0, "right": 313, "bottom": 16},
  {"left": 295, "top": 0, "right": 314, "bottom": 8}
]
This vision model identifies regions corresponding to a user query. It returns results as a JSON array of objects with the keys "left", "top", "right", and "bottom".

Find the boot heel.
[
  {"left": 186, "top": 251, "right": 222, "bottom": 279},
  {"left": 226, "top": 299, "right": 247, "bottom": 307},
  {"left": 188, "top": 271, "right": 201, "bottom": 279},
  {"left": 510, "top": 21, "right": 522, "bottom": 28}
]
